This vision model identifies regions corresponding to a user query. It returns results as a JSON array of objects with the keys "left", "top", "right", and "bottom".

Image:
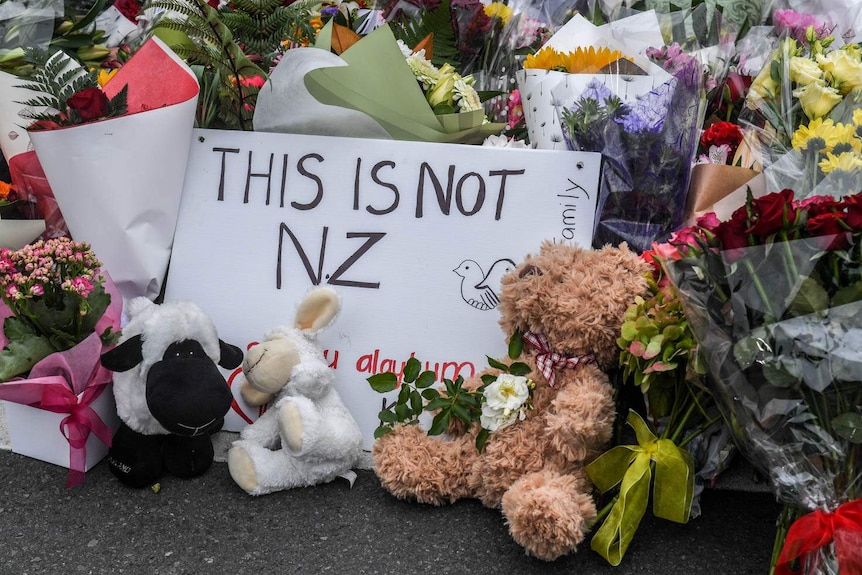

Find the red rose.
[
  {"left": 724, "top": 72, "right": 752, "bottom": 104},
  {"left": 807, "top": 212, "right": 850, "bottom": 250},
  {"left": 113, "top": 0, "right": 142, "bottom": 21},
  {"left": 715, "top": 207, "right": 751, "bottom": 258},
  {"left": 797, "top": 194, "right": 841, "bottom": 218},
  {"left": 27, "top": 119, "right": 63, "bottom": 131},
  {"left": 746, "top": 189, "right": 797, "bottom": 239},
  {"left": 695, "top": 212, "right": 722, "bottom": 234},
  {"left": 700, "top": 121, "right": 743, "bottom": 152},
  {"left": 67, "top": 88, "right": 109, "bottom": 122},
  {"left": 842, "top": 193, "right": 862, "bottom": 230}
]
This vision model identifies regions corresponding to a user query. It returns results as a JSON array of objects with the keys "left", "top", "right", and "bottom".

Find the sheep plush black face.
[
  {"left": 145, "top": 339, "right": 234, "bottom": 436},
  {"left": 100, "top": 298, "right": 243, "bottom": 488}
]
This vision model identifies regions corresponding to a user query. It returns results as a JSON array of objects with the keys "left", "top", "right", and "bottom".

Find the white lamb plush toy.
[{"left": 227, "top": 287, "right": 363, "bottom": 496}]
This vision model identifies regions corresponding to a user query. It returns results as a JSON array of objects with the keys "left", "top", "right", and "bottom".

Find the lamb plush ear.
[
  {"left": 218, "top": 340, "right": 244, "bottom": 369},
  {"left": 294, "top": 287, "right": 340, "bottom": 335},
  {"left": 101, "top": 334, "right": 144, "bottom": 372}
]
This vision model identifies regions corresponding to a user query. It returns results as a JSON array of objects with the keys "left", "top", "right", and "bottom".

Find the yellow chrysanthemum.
[
  {"left": 791, "top": 117, "right": 844, "bottom": 152},
  {"left": 523, "top": 46, "right": 631, "bottom": 74},
  {"left": 484, "top": 2, "right": 512, "bottom": 25},
  {"left": 97, "top": 68, "right": 117, "bottom": 87},
  {"left": 818, "top": 151, "right": 862, "bottom": 174}
]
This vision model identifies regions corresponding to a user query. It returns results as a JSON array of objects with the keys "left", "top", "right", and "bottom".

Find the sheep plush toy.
[
  {"left": 227, "top": 286, "right": 363, "bottom": 496},
  {"left": 100, "top": 298, "right": 244, "bottom": 488}
]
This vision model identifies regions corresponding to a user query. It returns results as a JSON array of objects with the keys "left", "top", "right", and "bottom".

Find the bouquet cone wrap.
[
  {"left": 28, "top": 37, "right": 199, "bottom": 305},
  {"left": 0, "top": 70, "right": 50, "bottom": 246}
]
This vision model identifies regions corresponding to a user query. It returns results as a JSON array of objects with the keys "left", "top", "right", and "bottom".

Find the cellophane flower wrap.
[
  {"left": 558, "top": 48, "right": 704, "bottom": 252},
  {"left": 739, "top": 21, "right": 862, "bottom": 200},
  {"left": 658, "top": 188, "right": 862, "bottom": 575}
]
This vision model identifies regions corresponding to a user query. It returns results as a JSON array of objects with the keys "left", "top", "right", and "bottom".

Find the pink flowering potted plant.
[{"left": 0, "top": 237, "right": 122, "bottom": 486}]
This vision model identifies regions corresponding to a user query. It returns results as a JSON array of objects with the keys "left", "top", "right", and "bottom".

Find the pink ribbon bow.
[
  {"left": 0, "top": 332, "right": 115, "bottom": 488},
  {"left": 523, "top": 331, "right": 595, "bottom": 387}
]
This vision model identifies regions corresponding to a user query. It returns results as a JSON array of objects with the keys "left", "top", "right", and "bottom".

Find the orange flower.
[
  {"left": 0, "top": 180, "right": 14, "bottom": 202},
  {"left": 523, "top": 46, "right": 631, "bottom": 74}
]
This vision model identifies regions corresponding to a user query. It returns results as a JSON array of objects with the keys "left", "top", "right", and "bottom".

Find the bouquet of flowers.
[
  {"left": 556, "top": 43, "right": 704, "bottom": 251},
  {"left": 585, "top": 246, "right": 733, "bottom": 566},
  {"left": 659, "top": 188, "right": 862, "bottom": 575},
  {"left": 0, "top": 237, "right": 118, "bottom": 381},
  {"left": 740, "top": 15, "right": 862, "bottom": 199}
]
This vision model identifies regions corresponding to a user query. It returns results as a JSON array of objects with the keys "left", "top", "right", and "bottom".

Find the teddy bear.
[
  {"left": 227, "top": 286, "right": 364, "bottom": 496},
  {"left": 100, "top": 298, "right": 244, "bottom": 488},
  {"left": 372, "top": 242, "right": 651, "bottom": 560}
]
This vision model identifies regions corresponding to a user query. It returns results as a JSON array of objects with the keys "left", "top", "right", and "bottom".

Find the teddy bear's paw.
[
  {"left": 227, "top": 445, "right": 260, "bottom": 494},
  {"left": 278, "top": 401, "right": 304, "bottom": 453},
  {"left": 501, "top": 471, "right": 595, "bottom": 561}
]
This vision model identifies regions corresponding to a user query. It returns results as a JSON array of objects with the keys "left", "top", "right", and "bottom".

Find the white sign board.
[{"left": 166, "top": 129, "right": 601, "bottom": 448}]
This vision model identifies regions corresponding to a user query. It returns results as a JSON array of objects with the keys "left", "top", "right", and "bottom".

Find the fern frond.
[
  {"left": 14, "top": 48, "right": 97, "bottom": 113},
  {"left": 146, "top": 0, "right": 267, "bottom": 130},
  {"left": 389, "top": 0, "right": 459, "bottom": 69}
]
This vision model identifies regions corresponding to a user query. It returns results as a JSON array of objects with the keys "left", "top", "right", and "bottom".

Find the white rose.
[
  {"left": 483, "top": 373, "right": 530, "bottom": 411},
  {"left": 480, "top": 404, "right": 518, "bottom": 432}
]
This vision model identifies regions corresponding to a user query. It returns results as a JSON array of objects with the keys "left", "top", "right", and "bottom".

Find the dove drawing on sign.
[{"left": 453, "top": 258, "right": 516, "bottom": 310}]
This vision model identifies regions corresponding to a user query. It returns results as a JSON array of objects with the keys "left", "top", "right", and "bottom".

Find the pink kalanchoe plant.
[{"left": 0, "top": 237, "right": 116, "bottom": 380}]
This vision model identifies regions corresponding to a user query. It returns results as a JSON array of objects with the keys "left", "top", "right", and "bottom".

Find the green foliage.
[
  {"left": 146, "top": 0, "right": 267, "bottom": 130},
  {"left": 0, "top": 316, "right": 55, "bottom": 381},
  {"left": 14, "top": 48, "right": 95, "bottom": 115},
  {"left": 388, "top": 0, "right": 458, "bottom": 69},
  {"left": 0, "top": 0, "right": 111, "bottom": 76},
  {"left": 218, "top": 0, "right": 316, "bottom": 70}
]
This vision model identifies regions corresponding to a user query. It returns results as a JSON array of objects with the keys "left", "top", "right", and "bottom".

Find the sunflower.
[
  {"left": 523, "top": 46, "right": 630, "bottom": 74},
  {"left": 484, "top": 2, "right": 513, "bottom": 25},
  {"left": 791, "top": 117, "right": 845, "bottom": 153}
]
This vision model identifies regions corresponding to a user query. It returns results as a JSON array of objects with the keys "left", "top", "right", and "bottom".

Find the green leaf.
[
  {"left": 403, "top": 357, "right": 421, "bottom": 383},
  {"left": 374, "top": 426, "right": 392, "bottom": 439},
  {"left": 789, "top": 276, "right": 829, "bottom": 317},
  {"left": 394, "top": 403, "right": 411, "bottom": 421},
  {"left": 486, "top": 356, "right": 508, "bottom": 371},
  {"left": 425, "top": 397, "right": 450, "bottom": 412},
  {"left": 475, "top": 428, "right": 490, "bottom": 452},
  {"left": 833, "top": 413, "right": 862, "bottom": 444},
  {"left": 480, "top": 374, "right": 497, "bottom": 386},
  {"left": 508, "top": 362, "right": 532, "bottom": 377},
  {"left": 0, "top": 318, "right": 56, "bottom": 381},
  {"left": 367, "top": 372, "right": 398, "bottom": 393},
  {"left": 415, "top": 370, "right": 436, "bottom": 388},
  {"left": 410, "top": 390, "right": 423, "bottom": 414},
  {"left": 508, "top": 329, "right": 524, "bottom": 359},
  {"left": 428, "top": 410, "right": 452, "bottom": 435},
  {"left": 832, "top": 281, "right": 862, "bottom": 307},
  {"left": 421, "top": 388, "right": 440, "bottom": 401},
  {"left": 451, "top": 402, "right": 471, "bottom": 423},
  {"left": 378, "top": 409, "right": 397, "bottom": 423}
]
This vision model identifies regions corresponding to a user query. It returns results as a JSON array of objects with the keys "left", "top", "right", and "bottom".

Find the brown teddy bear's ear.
[{"left": 295, "top": 287, "right": 340, "bottom": 334}]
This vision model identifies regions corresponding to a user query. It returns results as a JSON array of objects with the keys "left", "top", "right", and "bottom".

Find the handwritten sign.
[{"left": 166, "top": 129, "right": 601, "bottom": 448}]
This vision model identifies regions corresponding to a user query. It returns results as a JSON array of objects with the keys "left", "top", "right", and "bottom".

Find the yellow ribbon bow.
[{"left": 586, "top": 409, "right": 695, "bottom": 566}]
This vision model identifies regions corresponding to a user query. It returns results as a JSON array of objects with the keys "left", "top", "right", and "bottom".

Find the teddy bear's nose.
[{"left": 519, "top": 264, "right": 543, "bottom": 278}]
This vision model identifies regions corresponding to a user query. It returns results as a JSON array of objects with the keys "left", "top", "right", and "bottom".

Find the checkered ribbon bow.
[{"left": 522, "top": 331, "right": 595, "bottom": 387}]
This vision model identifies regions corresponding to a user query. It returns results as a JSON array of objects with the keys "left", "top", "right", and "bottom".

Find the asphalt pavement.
[{"left": 0, "top": 445, "right": 781, "bottom": 575}]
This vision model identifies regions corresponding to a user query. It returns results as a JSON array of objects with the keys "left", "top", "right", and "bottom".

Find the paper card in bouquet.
[{"left": 166, "top": 129, "right": 601, "bottom": 446}]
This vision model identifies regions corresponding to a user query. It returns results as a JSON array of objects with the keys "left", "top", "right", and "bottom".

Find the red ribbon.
[
  {"left": 522, "top": 331, "right": 595, "bottom": 387},
  {"left": 776, "top": 500, "right": 862, "bottom": 575}
]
